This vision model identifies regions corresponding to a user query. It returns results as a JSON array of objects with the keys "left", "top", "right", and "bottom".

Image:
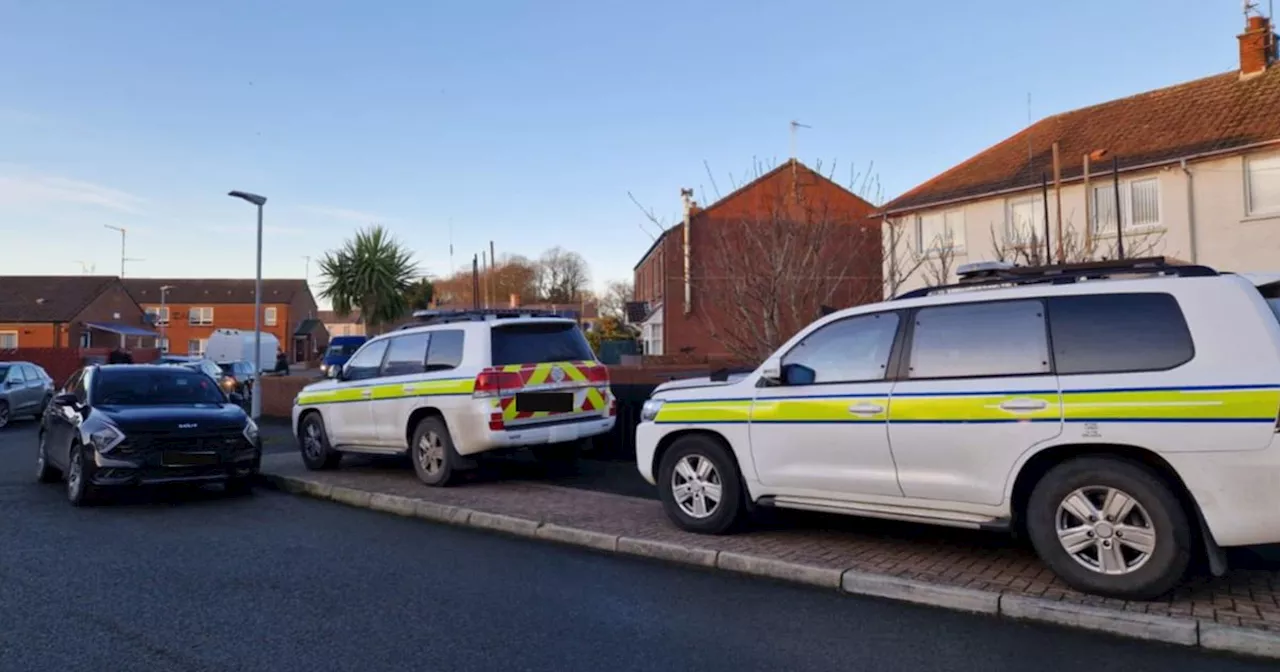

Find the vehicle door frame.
[
  {"left": 369, "top": 331, "right": 433, "bottom": 449},
  {"left": 21, "top": 364, "right": 47, "bottom": 411},
  {"left": 885, "top": 296, "right": 1064, "bottom": 506},
  {"left": 747, "top": 309, "right": 908, "bottom": 499},
  {"left": 3, "top": 363, "right": 33, "bottom": 414},
  {"left": 327, "top": 338, "right": 391, "bottom": 448}
]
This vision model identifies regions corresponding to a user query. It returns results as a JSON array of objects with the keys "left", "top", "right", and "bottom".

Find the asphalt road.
[{"left": 0, "top": 419, "right": 1272, "bottom": 672}]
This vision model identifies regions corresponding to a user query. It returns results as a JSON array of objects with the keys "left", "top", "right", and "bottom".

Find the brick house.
[
  {"left": 0, "top": 276, "right": 155, "bottom": 350},
  {"left": 123, "top": 279, "right": 326, "bottom": 362},
  {"left": 881, "top": 14, "right": 1280, "bottom": 294},
  {"left": 631, "top": 159, "right": 883, "bottom": 360}
]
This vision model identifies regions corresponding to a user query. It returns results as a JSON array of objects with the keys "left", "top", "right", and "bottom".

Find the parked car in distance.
[
  {"left": 0, "top": 361, "right": 56, "bottom": 429},
  {"left": 205, "top": 328, "right": 279, "bottom": 371},
  {"left": 216, "top": 360, "right": 256, "bottom": 395},
  {"left": 292, "top": 310, "right": 616, "bottom": 487},
  {"left": 635, "top": 258, "right": 1280, "bottom": 601},
  {"left": 320, "top": 335, "right": 367, "bottom": 377},
  {"left": 159, "top": 358, "right": 241, "bottom": 399},
  {"left": 36, "top": 364, "right": 262, "bottom": 505}
]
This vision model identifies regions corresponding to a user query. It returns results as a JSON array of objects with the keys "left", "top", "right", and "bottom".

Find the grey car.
[{"left": 0, "top": 361, "right": 55, "bottom": 429}]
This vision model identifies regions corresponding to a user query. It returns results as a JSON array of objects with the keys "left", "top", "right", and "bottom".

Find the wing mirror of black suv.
[{"left": 52, "top": 392, "right": 79, "bottom": 407}]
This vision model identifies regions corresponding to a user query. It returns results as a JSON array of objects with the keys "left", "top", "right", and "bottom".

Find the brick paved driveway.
[{"left": 259, "top": 450, "right": 1280, "bottom": 635}]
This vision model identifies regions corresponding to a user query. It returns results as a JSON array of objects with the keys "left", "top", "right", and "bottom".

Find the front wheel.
[
  {"left": 1026, "top": 457, "right": 1193, "bottom": 600},
  {"left": 0, "top": 401, "right": 9, "bottom": 429},
  {"left": 66, "top": 444, "right": 100, "bottom": 507},
  {"left": 298, "top": 413, "right": 341, "bottom": 470},
  {"left": 657, "top": 435, "right": 744, "bottom": 535}
]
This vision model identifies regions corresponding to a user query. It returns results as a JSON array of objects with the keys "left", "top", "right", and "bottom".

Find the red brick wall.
[
  {"left": 0, "top": 347, "right": 160, "bottom": 386},
  {"left": 138, "top": 302, "right": 294, "bottom": 356}
]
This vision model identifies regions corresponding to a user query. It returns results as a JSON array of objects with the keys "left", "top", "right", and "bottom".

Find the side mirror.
[
  {"left": 52, "top": 392, "right": 79, "bottom": 407},
  {"left": 781, "top": 363, "right": 817, "bottom": 386},
  {"left": 326, "top": 365, "right": 342, "bottom": 380}
]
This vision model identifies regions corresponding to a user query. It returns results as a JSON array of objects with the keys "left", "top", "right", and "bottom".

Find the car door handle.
[
  {"left": 998, "top": 398, "right": 1049, "bottom": 412},
  {"left": 360, "top": 390, "right": 373, "bottom": 398},
  {"left": 848, "top": 402, "right": 885, "bottom": 415}
]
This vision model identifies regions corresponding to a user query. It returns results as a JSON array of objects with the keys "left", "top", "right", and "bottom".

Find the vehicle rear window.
[
  {"left": 490, "top": 323, "right": 593, "bottom": 366},
  {"left": 1046, "top": 293, "right": 1193, "bottom": 375},
  {"left": 94, "top": 369, "right": 227, "bottom": 406}
]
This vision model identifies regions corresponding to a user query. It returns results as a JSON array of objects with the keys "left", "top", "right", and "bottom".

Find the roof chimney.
[
  {"left": 1239, "top": 14, "right": 1276, "bottom": 77},
  {"left": 509, "top": 293, "right": 519, "bottom": 308}
]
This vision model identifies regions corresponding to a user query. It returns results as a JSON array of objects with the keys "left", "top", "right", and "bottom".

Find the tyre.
[
  {"left": 1025, "top": 456, "right": 1193, "bottom": 600},
  {"left": 411, "top": 416, "right": 458, "bottom": 487},
  {"left": 298, "top": 413, "right": 341, "bottom": 470},
  {"left": 36, "top": 430, "right": 60, "bottom": 483},
  {"left": 66, "top": 443, "right": 100, "bottom": 507},
  {"left": 0, "top": 401, "right": 9, "bottom": 429},
  {"left": 657, "top": 435, "right": 744, "bottom": 535}
]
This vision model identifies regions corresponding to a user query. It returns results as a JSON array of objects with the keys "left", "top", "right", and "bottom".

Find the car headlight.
[
  {"left": 640, "top": 399, "right": 665, "bottom": 423},
  {"left": 243, "top": 417, "right": 260, "bottom": 444},
  {"left": 89, "top": 425, "right": 126, "bottom": 453}
]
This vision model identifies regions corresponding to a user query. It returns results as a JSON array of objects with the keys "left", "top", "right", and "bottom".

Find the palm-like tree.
[{"left": 319, "top": 225, "right": 418, "bottom": 332}]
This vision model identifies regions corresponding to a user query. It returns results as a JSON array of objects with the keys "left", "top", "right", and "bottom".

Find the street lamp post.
[
  {"left": 228, "top": 190, "right": 267, "bottom": 421},
  {"left": 159, "top": 285, "right": 175, "bottom": 353}
]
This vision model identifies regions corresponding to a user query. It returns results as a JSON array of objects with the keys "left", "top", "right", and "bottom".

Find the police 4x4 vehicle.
[
  {"left": 636, "top": 257, "right": 1280, "bottom": 599},
  {"left": 292, "top": 309, "right": 616, "bottom": 486}
]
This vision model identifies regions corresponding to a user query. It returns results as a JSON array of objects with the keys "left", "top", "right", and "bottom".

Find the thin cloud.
[
  {"left": 0, "top": 108, "right": 45, "bottom": 125},
  {"left": 0, "top": 172, "right": 147, "bottom": 215},
  {"left": 298, "top": 204, "right": 394, "bottom": 225},
  {"left": 200, "top": 223, "right": 307, "bottom": 237}
]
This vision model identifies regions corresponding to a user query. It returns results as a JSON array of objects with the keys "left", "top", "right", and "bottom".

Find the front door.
[
  {"left": 748, "top": 311, "right": 905, "bottom": 498},
  {"left": 4, "top": 365, "right": 33, "bottom": 415},
  {"left": 327, "top": 339, "right": 389, "bottom": 447},
  {"left": 887, "top": 299, "right": 1063, "bottom": 506}
]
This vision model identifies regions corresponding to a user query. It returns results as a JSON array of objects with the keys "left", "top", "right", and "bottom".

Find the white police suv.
[
  {"left": 293, "top": 310, "right": 616, "bottom": 486},
  {"left": 635, "top": 258, "right": 1280, "bottom": 599}
]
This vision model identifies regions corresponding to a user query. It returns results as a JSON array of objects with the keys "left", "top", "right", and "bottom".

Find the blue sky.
[{"left": 0, "top": 0, "right": 1248, "bottom": 300}]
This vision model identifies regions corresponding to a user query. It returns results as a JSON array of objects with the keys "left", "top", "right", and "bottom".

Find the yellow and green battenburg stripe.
[
  {"left": 296, "top": 377, "right": 476, "bottom": 405},
  {"left": 652, "top": 386, "right": 1280, "bottom": 424}
]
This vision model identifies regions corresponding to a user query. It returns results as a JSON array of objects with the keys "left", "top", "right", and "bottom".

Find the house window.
[
  {"left": 146, "top": 306, "right": 170, "bottom": 326},
  {"left": 188, "top": 339, "right": 207, "bottom": 356},
  {"left": 1246, "top": 152, "right": 1280, "bottom": 216},
  {"left": 264, "top": 306, "right": 278, "bottom": 327},
  {"left": 189, "top": 307, "right": 214, "bottom": 325},
  {"left": 916, "top": 209, "right": 965, "bottom": 253},
  {"left": 1092, "top": 177, "right": 1161, "bottom": 234},
  {"left": 1005, "top": 196, "right": 1046, "bottom": 244},
  {"left": 0, "top": 331, "right": 17, "bottom": 349},
  {"left": 157, "top": 338, "right": 169, "bottom": 353},
  {"left": 79, "top": 331, "right": 91, "bottom": 348}
]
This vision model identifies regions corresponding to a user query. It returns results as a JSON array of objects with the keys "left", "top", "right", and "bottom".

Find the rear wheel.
[
  {"left": 298, "top": 413, "right": 341, "bottom": 470},
  {"left": 36, "top": 431, "right": 60, "bottom": 483},
  {"left": 657, "top": 435, "right": 744, "bottom": 535},
  {"left": 1026, "top": 457, "right": 1192, "bottom": 600},
  {"left": 411, "top": 417, "right": 458, "bottom": 487}
]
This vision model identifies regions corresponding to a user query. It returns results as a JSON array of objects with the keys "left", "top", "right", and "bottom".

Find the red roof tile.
[{"left": 884, "top": 67, "right": 1280, "bottom": 213}]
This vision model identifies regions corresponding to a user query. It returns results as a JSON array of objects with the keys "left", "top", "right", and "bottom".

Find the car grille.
[{"left": 120, "top": 430, "right": 248, "bottom": 454}]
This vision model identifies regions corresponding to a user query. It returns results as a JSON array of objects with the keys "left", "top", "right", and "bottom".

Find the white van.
[{"left": 204, "top": 328, "right": 279, "bottom": 371}]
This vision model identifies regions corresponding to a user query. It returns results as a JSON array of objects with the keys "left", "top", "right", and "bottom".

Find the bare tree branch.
[
  {"left": 703, "top": 159, "right": 721, "bottom": 200},
  {"left": 626, "top": 191, "right": 664, "bottom": 240},
  {"left": 990, "top": 218, "right": 1167, "bottom": 267}
]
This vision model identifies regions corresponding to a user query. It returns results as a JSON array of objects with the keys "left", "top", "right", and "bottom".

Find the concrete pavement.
[{"left": 1, "top": 418, "right": 1273, "bottom": 670}]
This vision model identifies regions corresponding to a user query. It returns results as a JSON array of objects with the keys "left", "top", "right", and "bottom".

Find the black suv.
[{"left": 36, "top": 364, "right": 262, "bottom": 505}]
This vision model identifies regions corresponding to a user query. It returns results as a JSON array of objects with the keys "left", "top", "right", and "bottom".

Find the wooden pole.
[
  {"left": 1113, "top": 157, "right": 1125, "bottom": 260},
  {"left": 1052, "top": 142, "right": 1063, "bottom": 263},
  {"left": 1083, "top": 153, "right": 1092, "bottom": 256}
]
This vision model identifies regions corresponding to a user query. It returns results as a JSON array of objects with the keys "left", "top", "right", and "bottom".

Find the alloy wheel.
[
  {"left": 302, "top": 423, "right": 324, "bottom": 460},
  {"left": 417, "top": 431, "right": 445, "bottom": 476},
  {"left": 66, "top": 447, "right": 83, "bottom": 500},
  {"left": 0, "top": 404, "right": 9, "bottom": 429},
  {"left": 671, "top": 454, "right": 722, "bottom": 519},
  {"left": 35, "top": 435, "right": 46, "bottom": 478},
  {"left": 1056, "top": 486, "right": 1157, "bottom": 576}
]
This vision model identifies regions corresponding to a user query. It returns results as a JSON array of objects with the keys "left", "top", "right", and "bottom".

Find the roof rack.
[
  {"left": 894, "top": 256, "right": 1219, "bottom": 300},
  {"left": 402, "top": 308, "right": 574, "bottom": 328}
]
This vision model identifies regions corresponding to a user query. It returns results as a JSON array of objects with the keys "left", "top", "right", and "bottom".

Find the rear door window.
[
  {"left": 907, "top": 300, "right": 1050, "bottom": 379},
  {"left": 381, "top": 333, "right": 429, "bottom": 377},
  {"left": 490, "top": 322, "right": 593, "bottom": 366},
  {"left": 426, "top": 330, "right": 465, "bottom": 372},
  {"left": 1046, "top": 293, "right": 1193, "bottom": 375}
]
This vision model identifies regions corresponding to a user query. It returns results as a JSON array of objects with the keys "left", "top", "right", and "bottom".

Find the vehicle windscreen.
[
  {"left": 94, "top": 369, "right": 227, "bottom": 406},
  {"left": 0, "top": 365, "right": 9, "bottom": 381},
  {"left": 1256, "top": 282, "right": 1280, "bottom": 323},
  {"left": 217, "top": 363, "right": 234, "bottom": 375},
  {"left": 490, "top": 323, "right": 594, "bottom": 366},
  {"left": 326, "top": 343, "right": 361, "bottom": 358}
]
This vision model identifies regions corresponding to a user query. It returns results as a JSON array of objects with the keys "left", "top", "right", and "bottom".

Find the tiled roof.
[
  {"left": 0, "top": 276, "right": 119, "bottom": 322},
  {"left": 884, "top": 66, "right": 1280, "bottom": 213},
  {"left": 123, "top": 279, "right": 311, "bottom": 305}
]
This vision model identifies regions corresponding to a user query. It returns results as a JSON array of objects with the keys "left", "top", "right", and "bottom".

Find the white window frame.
[
  {"left": 187, "top": 338, "right": 208, "bottom": 356},
  {"left": 1005, "top": 195, "right": 1046, "bottom": 244},
  {"left": 79, "top": 331, "right": 91, "bottom": 348},
  {"left": 264, "top": 306, "right": 278, "bottom": 327},
  {"left": 188, "top": 306, "right": 214, "bottom": 325},
  {"left": 146, "top": 306, "right": 170, "bottom": 326},
  {"left": 157, "top": 337, "right": 169, "bottom": 353},
  {"left": 1245, "top": 151, "right": 1280, "bottom": 217},
  {"left": 915, "top": 209, "right": 966, "bottom": 254},
  {"left": 0, "top": 331, "right": 18, "bottom": 349},
  {"left": 1091, "top": 177, "right": 1162, "bottom": 235}
]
